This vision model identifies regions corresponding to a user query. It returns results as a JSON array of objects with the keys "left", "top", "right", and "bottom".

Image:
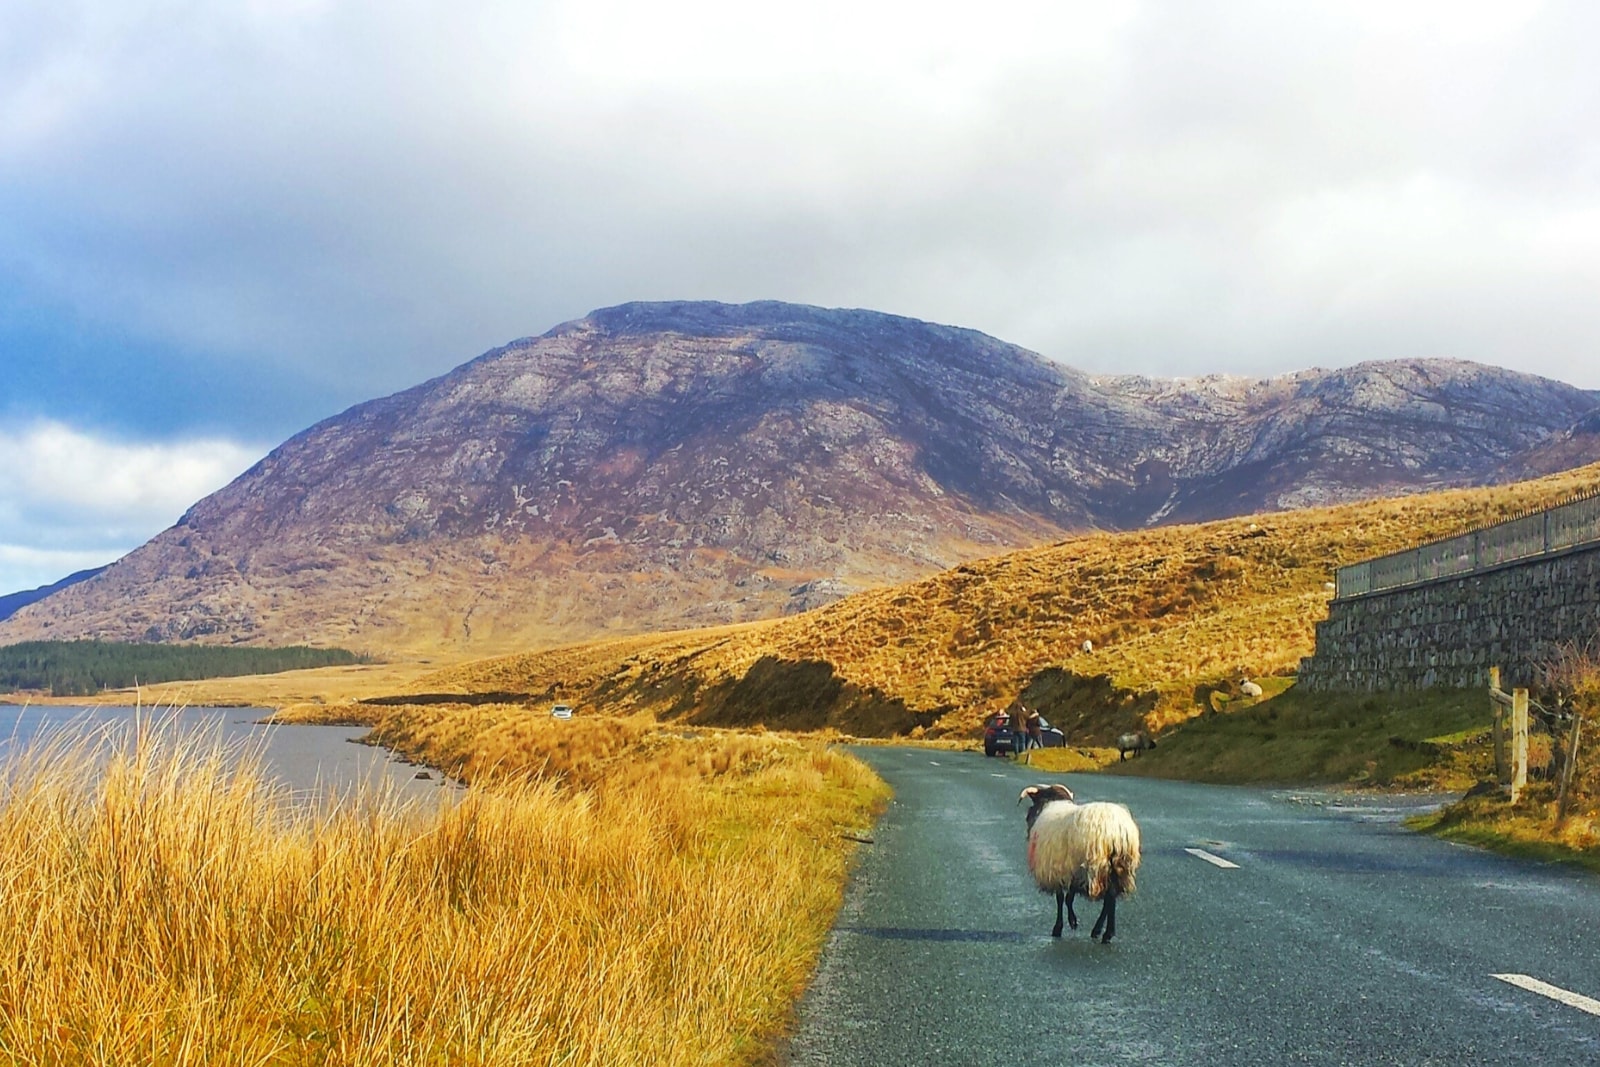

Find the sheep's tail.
[
  {"left": 1079, "top": 802, "right": 1142, "bottom": 898},
  {"left": 1109, "top": 844, "right": 1138, "bottom": 897},
  {"left": 1085, "top": 843, "right": 1140, "bottom": 898}
]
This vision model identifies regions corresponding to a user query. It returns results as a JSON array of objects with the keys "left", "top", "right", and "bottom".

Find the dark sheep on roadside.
[{"left": 1116, "top": 731, "right": 1156, "bottom": 760}]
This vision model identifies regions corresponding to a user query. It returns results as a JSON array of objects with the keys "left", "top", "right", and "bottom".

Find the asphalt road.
[{"left": 780, "top": 747, "right": 1600, "bottom": 1066}]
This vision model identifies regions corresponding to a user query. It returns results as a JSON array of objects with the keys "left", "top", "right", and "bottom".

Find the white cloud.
[
  {"left": 3, "top": 0, "right": 1600, "bottom": 413},
  {"left": 0, "top": 420, "right": 264, "bottom": 593}
]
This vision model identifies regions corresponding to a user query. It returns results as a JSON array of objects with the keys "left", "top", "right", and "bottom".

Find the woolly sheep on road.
[{"left": 1019, "top": 784, "right": 1142, "bottom": 943}]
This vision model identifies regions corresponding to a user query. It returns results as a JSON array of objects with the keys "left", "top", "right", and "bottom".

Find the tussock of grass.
[
  {"left": 1412, "top": 787, "right": 1600, "bottom": 874},
  {"left": 0, "top": 715, "right": 887, "bottom": 1065},
  {"left": 404, "top": 465, "right": 1600, "bottom": 744},
  {"left": 1011, "top": 747, "right": 1115, "bottom": 774}
]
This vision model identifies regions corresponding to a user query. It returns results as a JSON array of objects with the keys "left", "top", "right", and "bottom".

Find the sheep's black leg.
[
  {"left": 1065, "top": 887, "right": 1079, "bottom": 931},
  {"left": 1092, "top": 894, "right": 1118, "bottom": 943},
  {"left": 1052, "top": 890, "right": 1064, "bottom": 938}
]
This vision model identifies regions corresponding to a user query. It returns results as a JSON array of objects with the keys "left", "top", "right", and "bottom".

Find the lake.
[{"left": 0, "top": 704, "right": 452, "bottom": 804}]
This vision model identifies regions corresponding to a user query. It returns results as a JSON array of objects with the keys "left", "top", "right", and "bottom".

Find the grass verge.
[
  {"left": 0, "top": 713, "right": 888, "bottom": 1065},
  {"left": 1409, "top": 786, "right": 1600, "bottom": 875}
]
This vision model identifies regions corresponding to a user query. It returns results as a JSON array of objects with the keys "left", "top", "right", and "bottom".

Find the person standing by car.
[{"left": 1024, "top": 706, "right": 1043, "bottom": 753}]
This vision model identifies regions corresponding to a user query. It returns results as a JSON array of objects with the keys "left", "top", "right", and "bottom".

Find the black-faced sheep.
[
  {"left": 1238, "top": 678, "right": 1264, "bottom": 698},
  {"left": 1019, "top": 784, "right": 1142, "bottom": 942},
  {"left": 1116, "top": 731, "right": 1156, "bottom": 760}
]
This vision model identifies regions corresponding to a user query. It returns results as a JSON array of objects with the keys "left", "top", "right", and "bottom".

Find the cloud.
[
  {"left": 3, "top": 0, "right": 1600, "bottom": 453},
  {"left": 0, "top": 420, "right": 264, "bottom": 593}
]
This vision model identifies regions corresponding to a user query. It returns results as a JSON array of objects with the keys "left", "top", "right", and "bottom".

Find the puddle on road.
[{"left": 1274, "top": 789, "right": 1458, "bottom": 823}]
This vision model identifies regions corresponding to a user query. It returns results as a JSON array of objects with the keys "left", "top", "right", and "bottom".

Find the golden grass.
[
  {"left": 1010, "top": 747, "right": 1116, "bottom": 774},
  {"left": 1412, "top": 782, "right": 1600, "bottom": 873},
  {"left": 0, "top": 715, "right": 888, "bottom": 1065},
  {"left": 409, "top": 463, "right": 1600, "bottom": 743}
]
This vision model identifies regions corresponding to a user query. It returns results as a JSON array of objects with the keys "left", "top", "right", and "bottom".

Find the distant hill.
[
  {"left": 0, "top": 566, "right": 108, "bottom": 623},
  {"left": 1, "top": 301, "right": 1597, "bottom": 654},
  {"left": 401, "top": 463, "right": 1600, "bottom": 743}
]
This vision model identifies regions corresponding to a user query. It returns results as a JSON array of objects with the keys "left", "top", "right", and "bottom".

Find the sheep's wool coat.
[{"left": 1027, "top": 801, "right": 1142, "bottom": 899}]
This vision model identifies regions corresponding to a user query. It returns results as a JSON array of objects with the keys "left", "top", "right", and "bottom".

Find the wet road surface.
[{"left": 782, "top": 747, "right": 1600, "bottom": 1066}]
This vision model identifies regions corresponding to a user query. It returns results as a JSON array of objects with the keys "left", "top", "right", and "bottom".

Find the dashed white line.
[
  {"left": 991, "top": 773, "right": 1007, "bottom": 778},
  {"left": 1492, "top": 974, "right": 1600, "bottom": 1016},
  {"left": 928, "top": 761, "right": 941, "bottom": 766},
  {"left": 1184, "top": 847, "right": 1240, "bottom": 869}
]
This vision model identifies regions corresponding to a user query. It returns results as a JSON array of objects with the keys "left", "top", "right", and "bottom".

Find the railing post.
[{"left": 1544, "top": 509, "right": 1551, "bottom": 554}]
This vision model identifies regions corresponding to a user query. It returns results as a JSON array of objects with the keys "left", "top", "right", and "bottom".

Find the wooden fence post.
[
  {"left": 1511, "top": 688, "right": 1530, "bottom": 803},
  {"left": 1557, "top": 713, "right": 1584, "bottom": 826},
  {"left": 1489, "top": 667, "right": 1508, "bottom": 785}
]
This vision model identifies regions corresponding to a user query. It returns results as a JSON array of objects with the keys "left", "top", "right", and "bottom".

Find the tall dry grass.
[{"left": 0, "top": 716, "right": 886, "bottom": 1066}]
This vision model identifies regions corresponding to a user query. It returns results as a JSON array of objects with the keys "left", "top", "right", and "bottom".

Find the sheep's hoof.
[
  {"left": 1051, "top": 924, "right": 1063, "bottom": 938},
  {"left": 1068, "top": 918, "right": 1078, "bottom": 930}
]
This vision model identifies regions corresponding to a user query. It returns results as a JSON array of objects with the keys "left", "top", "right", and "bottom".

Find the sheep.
[
  {"left": 1081, "top": 639, "right": 1094, "bottom": 654},
  {"left": 1116, "top": 731, "right": 1155, "bottom": 760},
  {"left": 1019, "top": 784, "right": 1142, "bottom": 942},
  {"left": 1238, "top": 678, "right": 1264, "bottom": 698}
]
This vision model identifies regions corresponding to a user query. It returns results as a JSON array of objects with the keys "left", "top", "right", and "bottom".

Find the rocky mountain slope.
[
  {"left": 2, "top": 301, "right": 1596, "bottom": 653},
  {"left": 0, "top": 566, "right": 107, "bottom": 623}
]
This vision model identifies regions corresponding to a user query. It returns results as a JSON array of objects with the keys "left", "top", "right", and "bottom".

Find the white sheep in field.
[
  {"left": 1019, "top": 784, "right": 1142, "bottom": 943},
  {"left": 1238, "top": 678, "right": 1264, "bottom": 698}
]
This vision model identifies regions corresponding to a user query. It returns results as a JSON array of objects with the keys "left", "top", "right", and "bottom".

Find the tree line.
[{"left": 0, "top": 641, "right": 369, "bottom": 697}]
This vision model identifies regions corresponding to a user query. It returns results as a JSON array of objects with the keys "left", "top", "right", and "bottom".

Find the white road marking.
[
  {"left": 1185, "top": 847, "right": 1240, "bottom": 869},
  {"left": 928, "top": 761, "right": 941, "bottom": 766},
  {"left": 1492, "top": 974, "right": 1600, "bottom": 1016},
  {"left": 991, "top": 773, "right": 1007, "bottom": 778}
]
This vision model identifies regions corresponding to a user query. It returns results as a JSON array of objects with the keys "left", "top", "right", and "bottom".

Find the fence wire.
[{"left": 1335, "top": 485, "right": 1600, "bottom": 597}]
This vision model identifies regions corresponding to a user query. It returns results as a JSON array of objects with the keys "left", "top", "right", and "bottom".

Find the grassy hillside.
[
  {"left": 1106, "top": 684, "right": 1496, "bottom": 788},
  {"left": 395, "top": 462, "right": 1600, "bottom": 744}
]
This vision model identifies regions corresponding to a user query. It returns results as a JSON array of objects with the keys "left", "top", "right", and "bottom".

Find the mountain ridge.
[{"left": 2, "top": 300, "right": 1597, "bottom": 653}]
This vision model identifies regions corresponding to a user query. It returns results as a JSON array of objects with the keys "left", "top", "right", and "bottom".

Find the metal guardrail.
[{"left": 1335, "top": 486, "right": 1600, "bottom": 598}]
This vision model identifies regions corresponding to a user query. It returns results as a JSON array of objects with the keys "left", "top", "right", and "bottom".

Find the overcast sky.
[{"left": 3, "top": 0, "right": 1600, "bottom": 593}]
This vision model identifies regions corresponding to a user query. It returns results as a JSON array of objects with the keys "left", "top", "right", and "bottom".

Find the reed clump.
[{"left": 0, "top": 717, "right": 886, "bottom": 1066}]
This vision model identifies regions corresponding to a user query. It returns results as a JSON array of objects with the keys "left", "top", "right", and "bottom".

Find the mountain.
[
  {"left": 1497, "top": 406, "right": 1600, "bottom": 480},
  {"left": 2, "top": 301, "right": 1597, "bottom": 654},
  {"left": 0, "top": 566, "right": 108, "bottom": 623}
]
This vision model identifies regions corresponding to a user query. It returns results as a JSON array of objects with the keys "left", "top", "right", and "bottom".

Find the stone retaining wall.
[{"left": 1298, "top": 542, "right": 1600, "bottom": 691}]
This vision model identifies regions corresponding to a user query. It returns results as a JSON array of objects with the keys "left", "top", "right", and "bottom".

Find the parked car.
[
  {"left": 550, "top": 704, "right": 574, "bottom": 719},
  {"left": 982, "top": 711, "right": 1065, "bottom": 756}
]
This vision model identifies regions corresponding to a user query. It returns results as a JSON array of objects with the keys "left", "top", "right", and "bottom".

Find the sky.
[{"left": 3, "top": 0, "right": 1600, "bottom": 594}]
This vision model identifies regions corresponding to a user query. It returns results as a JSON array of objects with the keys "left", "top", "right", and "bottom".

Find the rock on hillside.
[{"left": 2, "top": 301, "right": 1597, "bottom": 653}]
